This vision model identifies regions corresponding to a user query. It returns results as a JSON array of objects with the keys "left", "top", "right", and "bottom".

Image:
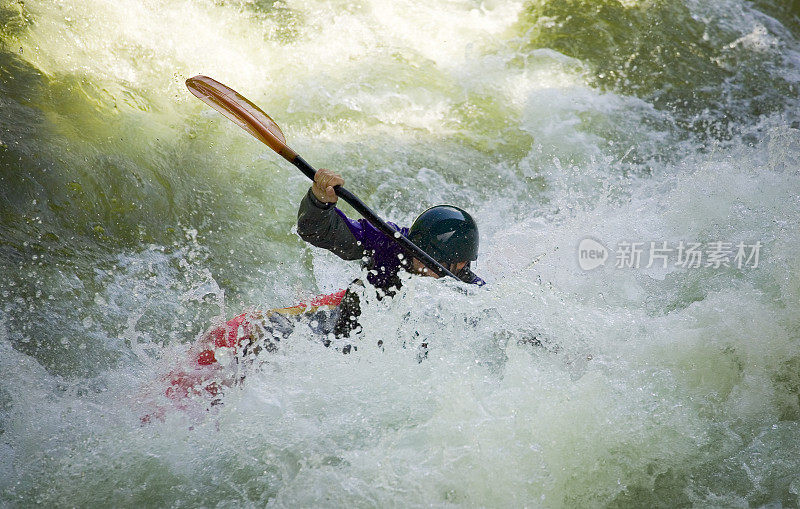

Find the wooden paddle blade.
[{"left": 186, "top": 75, "right": 296, "bottom": 160}]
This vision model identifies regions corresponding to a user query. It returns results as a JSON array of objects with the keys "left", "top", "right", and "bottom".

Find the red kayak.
[{"left": 140, "top": 289, "right": 346, "bottom": 423}]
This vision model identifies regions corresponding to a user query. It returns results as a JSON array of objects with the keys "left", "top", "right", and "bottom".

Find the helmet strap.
[{"left": 454, "top": 261, "right": 473, "bottom": 283}]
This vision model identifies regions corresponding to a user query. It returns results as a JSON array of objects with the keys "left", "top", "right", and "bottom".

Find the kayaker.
[{"left": 297, "top": 168, "right": 483, "bottom": 338}]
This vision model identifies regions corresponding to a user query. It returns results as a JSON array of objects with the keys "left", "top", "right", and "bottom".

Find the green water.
[{"left": 1, "top": 0, "right": 800, "bottom": 506}]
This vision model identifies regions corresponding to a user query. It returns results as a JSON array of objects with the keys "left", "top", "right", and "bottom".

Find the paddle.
[{"left": 185, "top": 75, "right": 460, "bottom": 280}]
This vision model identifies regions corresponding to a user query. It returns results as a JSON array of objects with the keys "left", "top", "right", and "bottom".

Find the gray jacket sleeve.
[{"left": 297, "top": 188, "right": 365, "bottom": 261}]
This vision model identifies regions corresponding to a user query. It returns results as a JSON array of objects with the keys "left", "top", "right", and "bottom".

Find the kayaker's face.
[{"left": 411, "top": 258, "right": 468, "bottom": 279}]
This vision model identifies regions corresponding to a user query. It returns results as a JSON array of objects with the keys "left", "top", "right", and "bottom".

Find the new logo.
[{"left": 578, "top": 237, "right": 608, "bottom": 271}]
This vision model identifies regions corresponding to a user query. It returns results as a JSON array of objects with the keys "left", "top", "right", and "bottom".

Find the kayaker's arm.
[{"left": 297, "top": 189, "right": 365, "bottom": 260}]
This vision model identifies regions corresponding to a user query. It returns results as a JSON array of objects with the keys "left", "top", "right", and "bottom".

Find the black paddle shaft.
[{"left": 291, "top": 155, "right": 459, "bottom": 280}]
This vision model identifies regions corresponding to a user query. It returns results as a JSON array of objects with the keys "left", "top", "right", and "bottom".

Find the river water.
[{"left": 1, "top": 0, "right": 800, "bottom": 506}]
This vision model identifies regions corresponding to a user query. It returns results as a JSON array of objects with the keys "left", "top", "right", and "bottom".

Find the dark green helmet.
[{"left": 407, "top": 205, "right": 479, "bottom": 263}]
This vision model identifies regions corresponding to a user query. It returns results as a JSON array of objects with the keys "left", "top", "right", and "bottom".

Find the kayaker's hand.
[{"left": 312, "top": 168, "right": 344, "bottom": 204}]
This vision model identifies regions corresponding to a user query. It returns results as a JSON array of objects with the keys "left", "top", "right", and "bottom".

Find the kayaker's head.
[{"left": 407, "top": 205, "right": 479, "bottom": 282}]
